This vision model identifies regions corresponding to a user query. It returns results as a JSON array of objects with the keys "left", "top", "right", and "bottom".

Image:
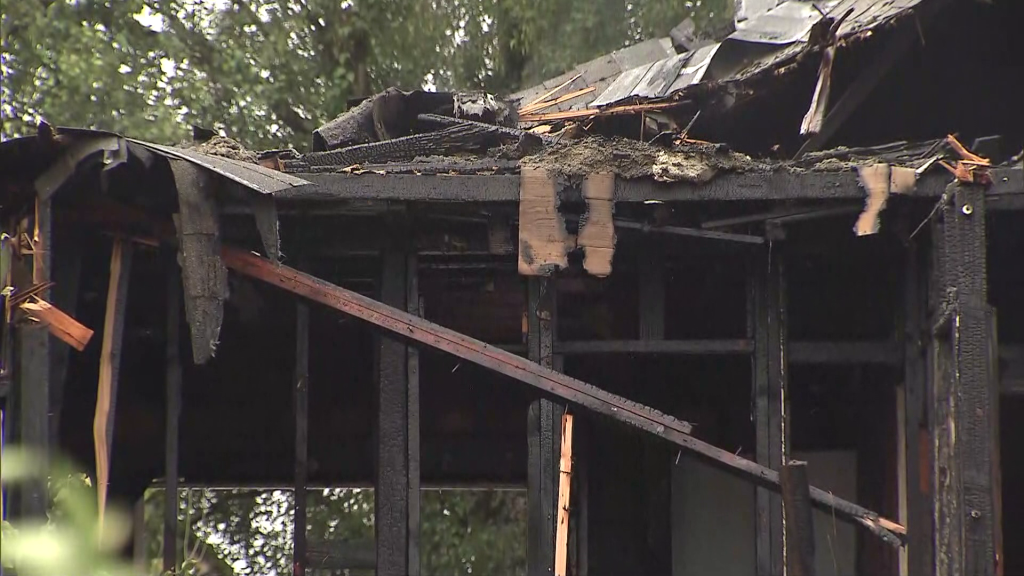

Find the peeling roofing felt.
[{"left": 514, "top": 0, "right": 926, "bottom": 112}]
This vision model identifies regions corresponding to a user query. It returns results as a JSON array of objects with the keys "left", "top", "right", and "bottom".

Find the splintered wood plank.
[
  {"left": 218, "top": 245, "right": 905, "bottom": 546},
  {"left": 520, "top": 86, "right": 597, "bottom": 115},
  {"left": 94, "top": 238, "right": 133, "bottom": 530},
  {"left": 555, "top": 413, "right": 575, "bottom": 576},
  {"left": 518, "top": 167, "right": 569, "bottom": 276},
  {"left": 577, "top": 173, "right": 615, "bottom": 277},
  {"left": 19, "top": 297, "right": 93, "bottom": 351},
  {"left": 522, "top": 72, "right": 584, "bottom": 110}
]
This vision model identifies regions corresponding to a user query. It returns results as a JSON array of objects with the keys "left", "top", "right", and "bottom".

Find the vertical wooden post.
[
  {"left": 376, "top": 241, "right": 415, "bottom": 576},
  {"left": 49, "top": 223, "right": 82, "bottom": 446},
  {"left": 527, "top": 276, "right": 559, "bottom": 576},
  {"left": 752, "top": 246, "right": 787, "bottom": 576},
  {"left": 406, "top": 253, "right": 422, "bottom": 576},
  {"left": 293, "top": 301, "right": 310, "bottom": 576},
  {"left": 639, "top": 248, "right": 671, "bottom": 574},
  {"left": 930, "top": 185, "right": 1000, "bottom": 576},
  {"left": 903, "top": 239, "right": 931, "bottom": 576},
  {"left": 164, "top": 269, "right": 182, "bottom": 574},
  {"left": 16, "top": 197, "right": 52, "bottom": 519},
  {"left": 95, "top": 238, "right": 133, "bottom": 529},
  {"left": 780, "top": 461, "right": 815, "bottom": 576}
]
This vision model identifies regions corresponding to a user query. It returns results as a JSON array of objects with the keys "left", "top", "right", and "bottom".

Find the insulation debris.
[
  {"left": 577, "top": 173, "right": 616, "bottom": 277},
  {"left": 185, "top": 136, "right": 259, "bottom": 164},
  {"left": 854, "top": 163, "right": 891, "bottom": 236},
  {"left": 518, "top": 167, "right": 570, "bottom": 276},
  {"left": 521, "top": 137, "right": 758, "bottom": 181}
]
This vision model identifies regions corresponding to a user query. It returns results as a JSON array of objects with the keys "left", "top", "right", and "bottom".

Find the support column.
[
  {"left": 528, "top": 276, "right": 559, "bottom": 576},
  {"left": 929, "top": 185, "right": 1000, "bottom": 576},
  {"left": 15, "top": 197, "right": 52, "bottom": 519},
  {"left": 406, "top": 253, "right": 422, "bottom": 576},
  {"left": 903, "top": 238, "right": 932, "bottom": 576},
  {"left": 639, "top": 249, "right": 671, "bottom": 575},
  {"left": 164, "top": 268, "right": 182, "bottom": 573},
  {"left": 375, "top": 240, "right": 418, "bottom": 576},
  {"left": 293, "top": 301, "right": 309, "bottom": 576},
  {"left": 751, "top": 246, "right": 787, "bottom": 576}
]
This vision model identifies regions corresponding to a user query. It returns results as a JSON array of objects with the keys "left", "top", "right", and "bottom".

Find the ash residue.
[
  {"left": 179, "top": 136, "right": 258, "bottom": 163},
  {"left": 520, "top": 137, "right": 770, "bottom": 182}
]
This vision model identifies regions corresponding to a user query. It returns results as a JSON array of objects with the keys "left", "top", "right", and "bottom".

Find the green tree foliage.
[
  {"left": 141, "top": 487, "right": 527, "bottom": 575},
  {"left": 2, "top": 0, "right": 730, "bottom": 150}
]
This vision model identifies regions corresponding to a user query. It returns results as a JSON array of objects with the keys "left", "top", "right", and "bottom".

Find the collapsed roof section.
[{"left": 509, "top": 0, "right": 926, "bottom": 124}]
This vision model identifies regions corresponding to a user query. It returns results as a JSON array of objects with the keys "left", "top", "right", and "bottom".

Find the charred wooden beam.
[
  {"left": 789, "top": 340, "right": 901, "bottom": 365},
  {"left": 406, "top": 252, "right": 422, "bottom": 576},
  {"left": 929, "top": 185, "right": 1000, "bottom": 576},
  {"left": 638, "top": 247, "right": 672, "bottom": 575},
  {"left": 15, "top": 197, "right": 52, "bottom": 519},
  {"left": 163, "top": 268, "right": 183, "bottom": 573},
  {"left": 286, "top": 167, "right": 1023, "bottom": 204},
  {"left": 528, "top": 276, "right": 559, "bottom": 576},
  {"left": 94, "top": 238, "right": 133, "bottom": 529},
  {"left": 293, "top": 301, "right": 310, "bottom": 576},
  {"left": 903, "top": 238, "right": 933, "bottom": 576},
  {"left": 48, "top": 222, "right": 83, "bottom": 445},
  {"left": 781, "top": 461, "right": 815, "bottom": 576},
  {"left": 555, "top": 339, "right": 752, "bottom": 355},
  {"left": 376, "top": 240, "right": 414, "bottom": 576},
  {"left": 751, "top": 247, "right": 787, "bottom": 576},
  {"left": 218, "top": 246, "right": 906, "bottom": 545}
]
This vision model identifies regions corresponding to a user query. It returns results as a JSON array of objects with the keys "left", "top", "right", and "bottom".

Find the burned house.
[{"left": 1, "top": 0, "right": 1023, "bottom": 574}]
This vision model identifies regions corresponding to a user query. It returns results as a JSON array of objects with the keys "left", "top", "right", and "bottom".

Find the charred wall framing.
[
  {"left": 527, "top": 276, "right": 560, "bottom": 576},
  {"left": 9, "top": 197, "right": 54, "bottom": 519},
  {"left": 750, "top": 245, "right": 788, "bottom": 576},
  {"left": 903, "top": 237, "right": 932, "bottom": 576},
  {"left": 928, "top": 185, "right": 1001, "bottom": 576},
  {"left": 375, "top": 229, "right": 420, "bottom": 576}
]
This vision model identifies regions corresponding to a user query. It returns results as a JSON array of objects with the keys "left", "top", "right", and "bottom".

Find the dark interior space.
[{"left": 705, "top": 0, "right": 1024, "bottom": 157}]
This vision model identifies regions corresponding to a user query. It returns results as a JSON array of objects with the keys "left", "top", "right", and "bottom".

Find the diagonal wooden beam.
[
  {"left": 95, "top": 238, "right": 133, "bottom": 531},
  {"left": 216, "top": 245, "right": 905, "bottom": 545}
]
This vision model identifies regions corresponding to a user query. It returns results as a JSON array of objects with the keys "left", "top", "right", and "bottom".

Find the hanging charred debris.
[{"left": 1, "top": 0, "right": 1023, "bottom": 575}]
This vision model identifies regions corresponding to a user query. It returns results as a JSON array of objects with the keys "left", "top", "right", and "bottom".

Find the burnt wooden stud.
[
  {"left": 638, "top": 248, "right": 672, "bottom": 574},
  {"left": 48, "top": 223, "right": 83, "bottom": 445},
  {"left": 164, "top": 268, "right": 183, "bottom": 573},
  {"left": 375, "top": 242, "right": 415, "bottom": 576},
  {"left": 903, "top": 239, "right": 933, "bottom": 576},
  {"left": 406, "top": 252, "right": 422, "bottom": 576},
  {"left": 94, "top": 238, "right": 133, "bottom": 529},
  {"left": 528, "top": 276, "right": 559, "bottom": 576},
  {"left": 15, "top": 198, "right": 53, "bottom": 519},
  {"left": 929, "top": 185, "right": 1000, "bottom": 576},
  {"left": 751, "top": 247, "right": 787, "bottom": 576},
  {"left": 219, "top": 246, "right": 906, "bottom": 544},
  {"left": 781, "top": 461, "right": 815, "bottom": 576},
  {"left": 293, "top": 301, "right": 310, "bottom": 576}
]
